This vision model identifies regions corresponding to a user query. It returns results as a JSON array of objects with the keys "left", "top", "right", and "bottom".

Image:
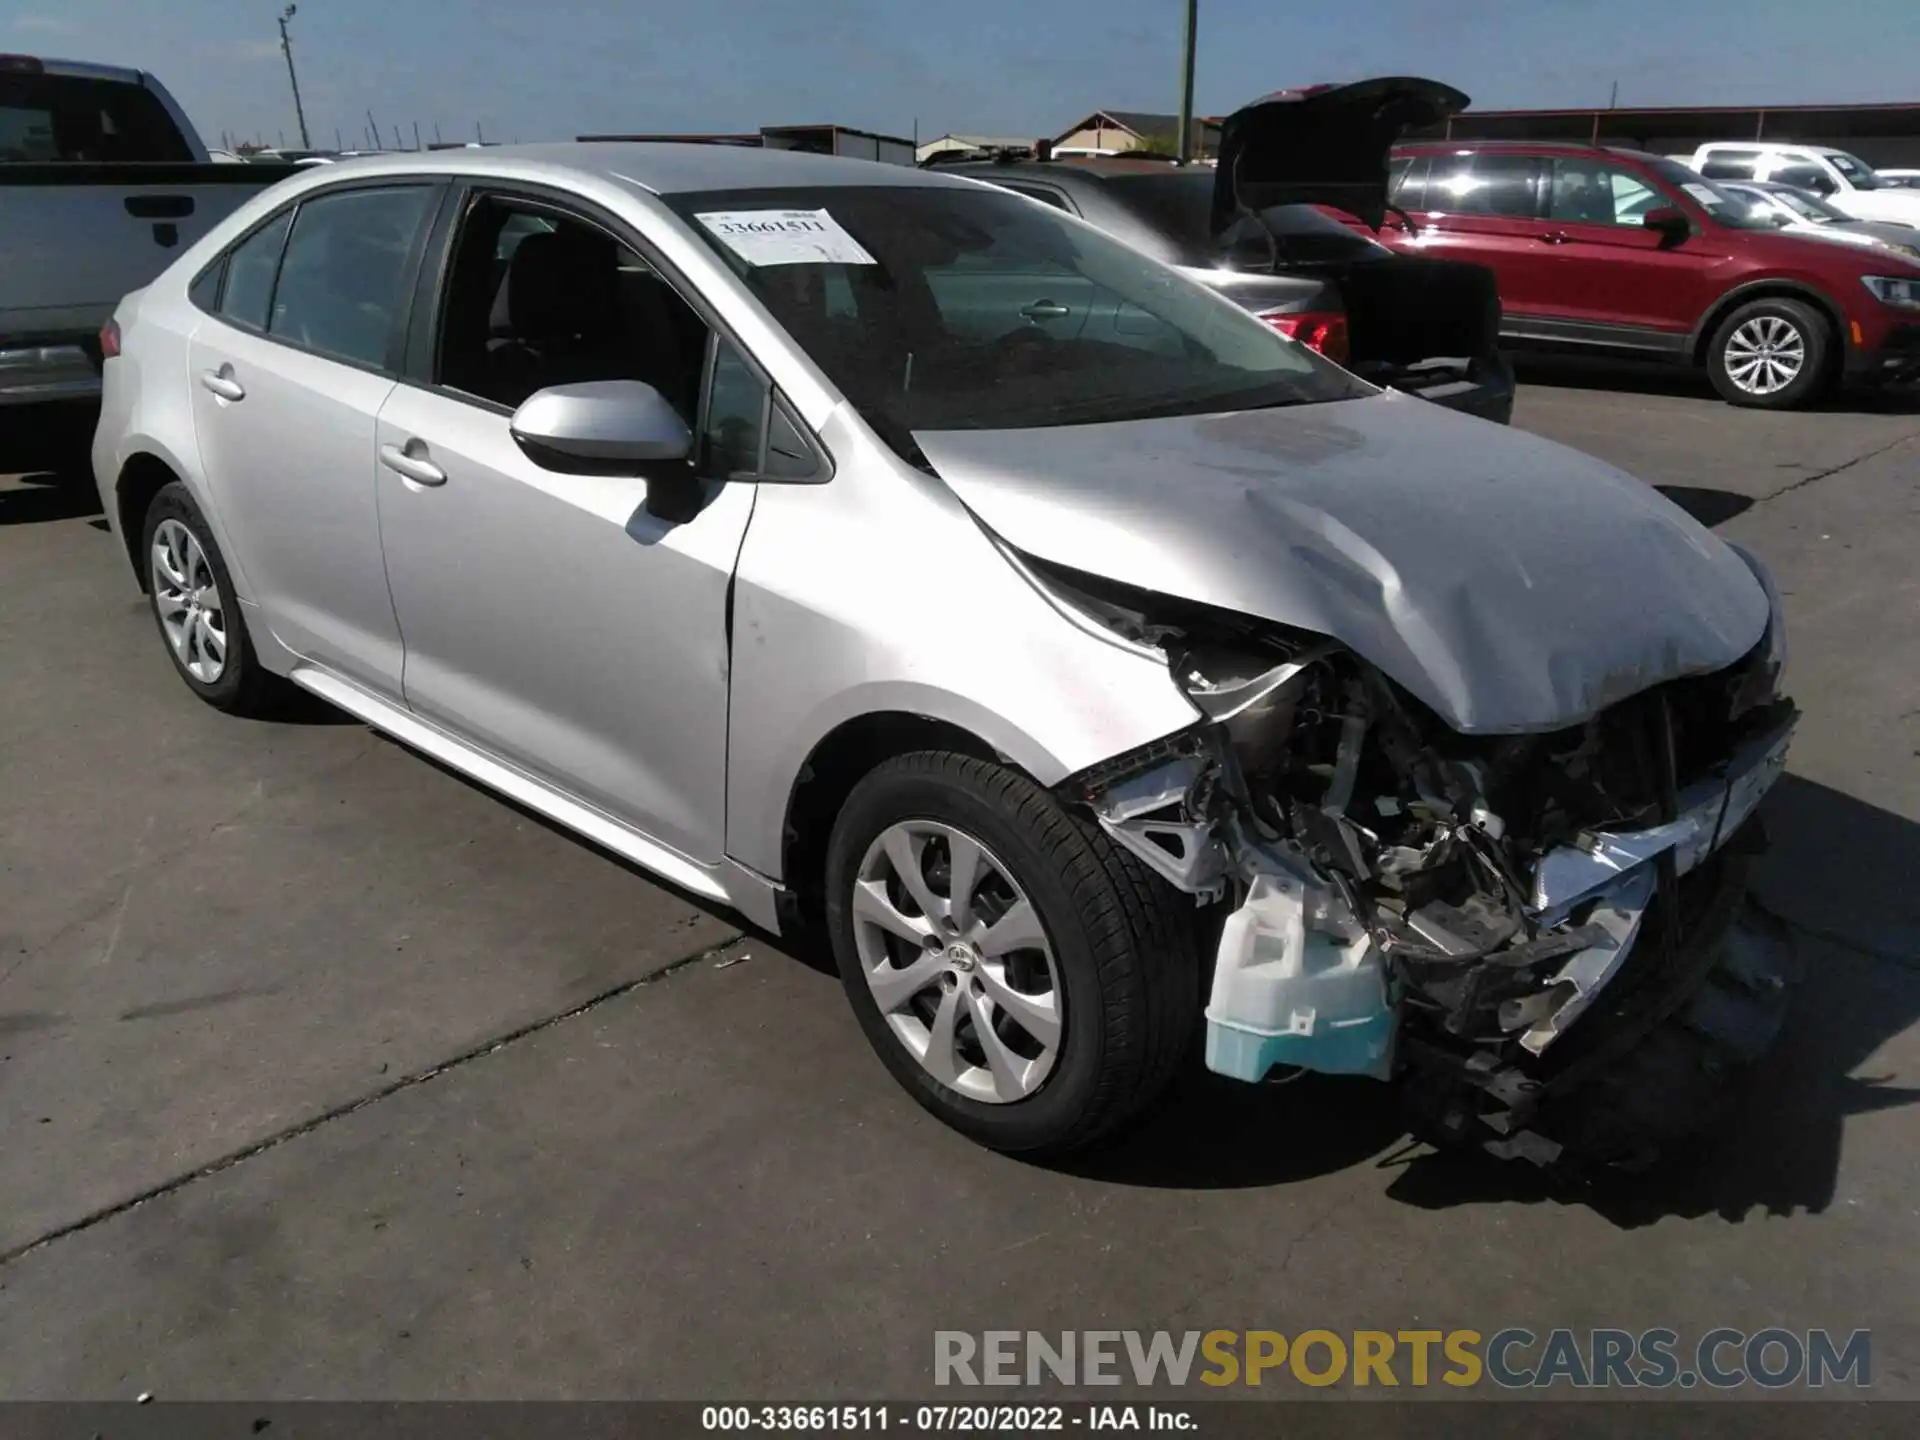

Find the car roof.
[
  {"left": 281, "top": 141, "right": 977, "bottom": 196},
  {"left": 1393, "top": 139, "right": 1670, "bottom": 163},
  {"left": 945, "top": 158, "right": 1201, "bottom": 183}
]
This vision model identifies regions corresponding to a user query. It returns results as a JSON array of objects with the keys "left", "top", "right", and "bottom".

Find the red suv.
[{"left": 1384, "top": 140, "right": 1920, "bottom": 408}]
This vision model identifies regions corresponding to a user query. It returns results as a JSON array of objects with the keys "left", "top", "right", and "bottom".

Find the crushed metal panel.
[{"left": 915, "top": 393, "right": 1771, "bottom": 734}]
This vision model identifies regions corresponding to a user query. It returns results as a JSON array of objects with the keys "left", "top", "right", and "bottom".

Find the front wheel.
[
  {"left": 824, "top": 751, "right": 1201, "bottom": 1155},
  {"left": 1706, "top": 298, "right": 1832, "bottom": 409}
]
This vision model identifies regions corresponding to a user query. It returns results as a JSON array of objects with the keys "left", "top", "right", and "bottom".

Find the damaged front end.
[{"left": 1049, "top": 555, "right": 1797, "bottom": 1168}]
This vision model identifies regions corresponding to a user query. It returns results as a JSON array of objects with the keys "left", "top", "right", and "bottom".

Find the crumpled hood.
[
  {"left": 1212, "top": 76, "right": 1469, "bottom": 233},
  {"left": 915, "top": 393, "right": 1771, "bottom": 735}
]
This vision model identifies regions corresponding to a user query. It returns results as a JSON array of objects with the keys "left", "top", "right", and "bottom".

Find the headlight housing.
[{"left": 1861, "top": 274, "right": 1920, "bottom": 309}]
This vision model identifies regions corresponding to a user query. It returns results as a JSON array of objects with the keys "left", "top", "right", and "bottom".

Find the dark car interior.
[{"left": 437, "top": 198, "right": 709, "bottom": 418}]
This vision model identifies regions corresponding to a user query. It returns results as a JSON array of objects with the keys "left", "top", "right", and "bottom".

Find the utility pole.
[
  {"left": 277, "top": 5, "right": 311, "bottom": 149},
  {"left": 1176, "top": 0, "right": 1198, "bottom": 164}
]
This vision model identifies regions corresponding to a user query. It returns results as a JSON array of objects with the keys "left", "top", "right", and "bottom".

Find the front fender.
[{"left": 723, "top": 413, "right": 1201, "bottom": 881}]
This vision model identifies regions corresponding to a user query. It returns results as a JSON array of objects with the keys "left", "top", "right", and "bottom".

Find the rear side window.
[
  {"left": 1428, "top": 153, "right": 1544, "bottom": 218},
  {"left": 268, "top": 186, "right": 433, "bottom": 367},
  {"left": 0, "top": 72, "right": 191, "bottom": 162},
  {"left": 218, "top": 211, "right": 294, "bottom": 331},
  {"left": 1699, "top": 156, "right": 1759, "bottom": 181},
  {"left": 1389, "top": 153, "right": 1429, "bottom": 210}
]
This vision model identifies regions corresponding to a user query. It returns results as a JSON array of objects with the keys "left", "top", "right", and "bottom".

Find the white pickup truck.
[
  {"left": 1685, "top": 141, "right": 1920, "bottom": 228},
  {"left": 1, "top": 53, "right": 298, "bottom": 410}
]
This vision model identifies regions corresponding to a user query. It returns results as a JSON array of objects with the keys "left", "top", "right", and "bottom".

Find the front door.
[
  {"left": 186, "top": 183, "right": 439, "bottom": 695},
  {"left": 373, "top": 192, "right": 763, "bottom": 864},
  {"left": 1532, "top": 157, "right": 1723, "bottom": 339}
]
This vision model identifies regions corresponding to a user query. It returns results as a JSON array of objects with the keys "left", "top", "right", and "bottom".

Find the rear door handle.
[
  {"left": 199, "top": 366, "right": 245, "bottom": 402},
  {"left": 1539, "top": 231, "right": 1576, "bottom": 245},
  {"left": 380, "top": 440, "right": 447, "bottom": 488},
  {"left": 1021, "top": 299, "right": 1072, "bottom": 320}
]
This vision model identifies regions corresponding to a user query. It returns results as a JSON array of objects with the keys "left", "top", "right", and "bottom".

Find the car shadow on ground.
[
  {"left": 1513, "top": 353, "right": 1920, "bottom": 415},
  {"left": 1062, "top": 774, "right": 1920, "bottom": 1227},
  {"left": 1654, "top": 485, "right": 1755, "bottom": 527},
  {"left": 0, "top": 469, "right": 103, "bottom": 526},
  {"left": 0, "top": 403, "right": 103, "bottom": 526}
]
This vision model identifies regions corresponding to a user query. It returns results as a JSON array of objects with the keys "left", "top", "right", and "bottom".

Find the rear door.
[
  {"left": 186, "top": 181, "right": 441, "bottom": 697},
  {"left": 1394, "top": 151, "right": 1560, "bottom": 318}
]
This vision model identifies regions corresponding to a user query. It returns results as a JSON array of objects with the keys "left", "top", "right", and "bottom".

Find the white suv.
[{"left": 1686, "top": 143, "right": 1920, "bottom": 226}]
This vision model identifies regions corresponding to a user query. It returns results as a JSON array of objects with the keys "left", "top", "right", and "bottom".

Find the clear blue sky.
[{"left": 5, "top": 0, "right": 1916, "bottom": 151}]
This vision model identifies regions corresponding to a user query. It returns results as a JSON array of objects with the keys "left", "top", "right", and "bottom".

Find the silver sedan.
[{"left": 94, "top": 143, "right": 1795, "bottom": 1167}]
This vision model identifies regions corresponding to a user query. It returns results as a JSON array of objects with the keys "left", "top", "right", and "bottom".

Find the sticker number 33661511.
[{"left": 694, "top": 209, "right": 878, "bottom": 267}]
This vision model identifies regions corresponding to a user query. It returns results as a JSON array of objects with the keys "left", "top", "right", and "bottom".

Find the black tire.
[
  {"left": 1535, "top": 902, "right": 1796, "bottom": 1170},
  {"left": 140, "top": 482, "right": 290, "bottom": 716},
  {"left": 824, "top": 751, "right": 1202, "bottom": 1155},
  {"left": 1705, "top": 297, "right": 1833, "bottom": 409}
]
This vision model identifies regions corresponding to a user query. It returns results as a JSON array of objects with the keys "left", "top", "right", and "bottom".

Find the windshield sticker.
[
  {"left": 1682, "top": 183, "right": 1722, "bottom": 207},
  {"left": 694, "top": 209, "right": 877, "bottom": 267}
]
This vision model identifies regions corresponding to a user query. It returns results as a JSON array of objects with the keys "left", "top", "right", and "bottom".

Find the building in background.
[
  {"left": 578, "top": 123, "right": 915, "bottom": 166},
  {"left": 1407, "top": 101, "right": 1920, "bottom": 169},
  {"left": 1049, "top": 110, "right": 1221, "bottom": 158},
  {"left": 916, "top": 133, "right": 1034, "bottom": 164}
]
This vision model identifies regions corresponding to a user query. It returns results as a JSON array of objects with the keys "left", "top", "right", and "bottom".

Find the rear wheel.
[
  {"left": 141, "top": 483, "right": 290, "bottom": 716},
  {"left": 1706, "top": 298, "right": 1832, "bottom": 409},
  {"left": 825, "top": 751, "right": 1201, "bottom": 1155}
]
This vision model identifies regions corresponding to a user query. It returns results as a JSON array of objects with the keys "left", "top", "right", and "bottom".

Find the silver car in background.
[{"left": 94, "top": 145, "right": 1797, "bottom": 1169}]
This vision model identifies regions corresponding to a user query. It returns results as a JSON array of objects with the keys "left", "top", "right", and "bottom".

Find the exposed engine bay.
[{"left": 1043, "top": 555, "right": 1797, "bottom": 1168}]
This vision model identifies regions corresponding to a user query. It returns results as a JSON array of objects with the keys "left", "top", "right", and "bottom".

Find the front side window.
[
  {"left": 269, "top": 186, "right": 433, "bottom": 367},
  {"left": 217, "top": 210, "right": 294, "bottom": 331},
  {"left": 434, "top": 196, "right": 711, "bottom": 422},
  {"left": 1772, "top": 163, "right": 1840, "bottom": 198},
  {"left": 664, "top": 183, "right": 1365, "bottom": 449},
  {"left": 1548, "top": 159, "right": 1660, "bottom": 227},
  {"left": 431, "top": 194, "right": 812, "bottom": 480}
]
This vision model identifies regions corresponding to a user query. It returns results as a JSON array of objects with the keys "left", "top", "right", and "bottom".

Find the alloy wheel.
[
  {"left": 151, "top": 518, "right": 228, "bottom": 684},
  {"left": 1722, "top": 315, "right": 1806, "bottom": 396},
  {"left": 851, "top": 820, "right": 1062, "bottom": 1103}
]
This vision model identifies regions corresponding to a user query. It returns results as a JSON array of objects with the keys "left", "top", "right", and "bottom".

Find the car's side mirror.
[
  {"left": 511, "top": 380, "right": 707, "bottom": 522},
  {"left": 509, "top": 380, "right": 692, "bottom": 467},
  {"left": 1642, "top": 206, "right": 1691, "bottom": 243}
]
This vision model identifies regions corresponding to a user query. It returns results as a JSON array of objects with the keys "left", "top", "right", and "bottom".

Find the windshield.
[
  {"left": 1767, "top": 186, "right": 1848, "bottom": 223},
  {"left": 665, "top": 184, "right": 1367, "bottom": 452},
  {"left": 1825, "top": 151, "right": 1884, "bottom": 190},
  {"left": 1649, "top": 161, "right": 1784, "bottom": 231}
]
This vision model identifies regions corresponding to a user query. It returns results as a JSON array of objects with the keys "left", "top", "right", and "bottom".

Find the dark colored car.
[
  {"left": 1386, "top": 140, "right": 1920, "bottom": 408},
  {"left": 945, "top": 79, "right": 1515, "bottom": 424}
]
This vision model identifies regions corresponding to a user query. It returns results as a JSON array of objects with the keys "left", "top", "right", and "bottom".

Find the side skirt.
[{"left": 287, "top": 664, "right": 787, "bottom": 934}]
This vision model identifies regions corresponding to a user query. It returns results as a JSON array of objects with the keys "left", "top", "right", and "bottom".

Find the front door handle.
[
  {"left": 199, "top": 366, "right": 245, "bottom": 402},
  {"left": 1020, "top": 299, "right": 1072, "bottom": 320},
  {"left": 380, "top": 440, "right": 447, "bottom": 488}
]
